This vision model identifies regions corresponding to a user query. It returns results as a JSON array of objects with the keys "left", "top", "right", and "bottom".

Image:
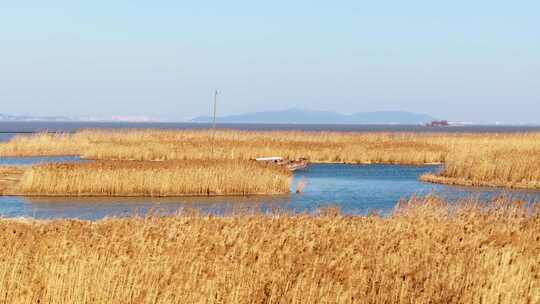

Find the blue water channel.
[{"left": 0, "top": 158, "right": 539, "bottom": 220}]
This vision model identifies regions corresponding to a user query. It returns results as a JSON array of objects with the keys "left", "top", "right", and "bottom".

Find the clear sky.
[{"left": 1, "top": 1, "right": 539, "bottom": 123}]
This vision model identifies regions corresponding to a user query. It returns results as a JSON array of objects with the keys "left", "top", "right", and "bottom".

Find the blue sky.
[{"left": 1, "top": 1, "right": 539, "bottom": 123}]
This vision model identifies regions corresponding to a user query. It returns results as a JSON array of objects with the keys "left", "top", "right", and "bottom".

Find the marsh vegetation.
[
  {"left": 2, "top": 129, "right": 540, "bottom": 190},
  {"left": 0, "top": 196, "right": 538, "bottom": 303},
  {"left": 1, "top": 130, "right": 539, "bottom": 302},
  {"left": 1, "top": 160, "right": 291, "bottom": 197}
]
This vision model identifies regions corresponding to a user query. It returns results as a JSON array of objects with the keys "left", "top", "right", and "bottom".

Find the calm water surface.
[
  {"left": 0, "top": 162, "right": 538, "bottom": 220},
  {"left": 0, "top": 133, "right": 20, "bottom": 142},
  {"left": 0, "top": 156, "right": 83, "bottom": 166}
]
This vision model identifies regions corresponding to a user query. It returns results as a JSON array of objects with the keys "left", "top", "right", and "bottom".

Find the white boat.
[{"left": 254, "top": 157, "right": 308, "bottom": 171}]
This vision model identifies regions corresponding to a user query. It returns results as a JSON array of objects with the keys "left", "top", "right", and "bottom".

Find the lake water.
[
  {"left": 0, "top": 156, "right": 83, "bottom": 166},
  {"left": 2, "top": 122, "right": 540, "bottom": 155},
  {"left": 0, "top": 160, "right": 538, "bottom": 220},
  {"left": 2, "top": 121, "right": 540, "bottom": 134},
  {"left": 0, "top": 133, "right": 20, "bottom": 142}
]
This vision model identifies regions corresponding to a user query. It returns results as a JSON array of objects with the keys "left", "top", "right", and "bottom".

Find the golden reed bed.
[
  {"left": 1, "top": 160, "right": 291, "bottom": 196},
  {"left": 0, "top": 130, "right": 451, "bottom": 163},
  {"left": 1, "top": 129, "right": 540, "bottom": 189},
  {"left": 0, "top": 197, "right": 538, "bottom": 303},
  {"left": 420, "top": 143, "right": 540, "bottom": 189}
]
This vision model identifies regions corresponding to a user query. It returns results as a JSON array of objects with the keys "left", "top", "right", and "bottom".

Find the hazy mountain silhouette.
[
  {"left": 0, "top": 113, "right": 72, "bottom": 122},
  {"left": 192, "top": 108, "right": 436, "bottom": 124}
]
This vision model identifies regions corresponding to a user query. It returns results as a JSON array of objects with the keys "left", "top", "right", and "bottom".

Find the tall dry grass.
[
  {"left": 12, "top": 160, "right": 291, "bottom": 196},
  {"left": 0, "top": 130, "right": 453, "bottom": 164},
  {"left": 0, "top": 132, "right": 82, "bottom": 156},
  {"left": 0, "top": 166, "right": 24, "bottom": 195},
  {"left": 0, "top": 196, "right": 538, "bottom": 303},
  {"left": 4, "top": 130, "right": 540, "bottom": 188},
  {"left": 421, "top": 135, "right": 540, "bottom": 189}
]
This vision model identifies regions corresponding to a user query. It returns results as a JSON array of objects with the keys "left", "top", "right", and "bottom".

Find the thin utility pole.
[
  {"left": 212, "top": 90, "right": 218, "bottom": 130},
  {"left": 210, "top": 90, "right": 218, "bottom": 157}
]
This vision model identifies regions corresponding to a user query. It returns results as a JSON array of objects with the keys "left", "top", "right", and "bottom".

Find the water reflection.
[
  {"left": 0, "top": 133, "right": 21, "bottom": 142},
  {"left": 0, "top": 156, "right": 83, "bottom": 166},
  {"left": 20, "top": 195, "right": 293, "bottom": 218}
]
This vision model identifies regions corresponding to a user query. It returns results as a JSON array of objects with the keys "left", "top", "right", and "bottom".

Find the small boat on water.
[
  {"left": 209, "top": 93, "right": 308, "bottom": 172},
  {"left": 254, "top": 157, "right": 309, "bottom": 171}
]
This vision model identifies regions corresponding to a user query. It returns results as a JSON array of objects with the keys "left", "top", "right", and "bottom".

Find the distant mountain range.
[
  {"left": 191, "top": 109, "right": 437, "bottom": 124},
  {"left": 0, "top": 113, "right": 157, "bottom": 123},
  {"left": 1, "top": 109, "right": 438, "bottom": 124},
  {"left": 0, "top": 113, "right": 72, "bottom": 122}
]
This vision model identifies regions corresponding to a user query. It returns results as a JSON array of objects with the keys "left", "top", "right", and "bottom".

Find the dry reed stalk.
[
  {"left": 12, "top": 160, "right": 292, "bottom": 196},
  {"left": 295, "top": 176, "right": 307, "bottom": 193},
  {"left": 0, "top": 196, "right": 537, "bottom": 303}
]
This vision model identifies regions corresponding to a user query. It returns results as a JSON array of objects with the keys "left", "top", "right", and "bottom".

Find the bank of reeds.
[
  {"left": 12, "top": 160, "right": 291, "bottom": 196},
  {"left": 3, "top": 130, "right": 540, "bottom": 189},
  {"left": 0, "top": 132, "right": 81, "bottom": 156},
  {"left": 0, "top": 196, "right": 538, "bottom": 303},
  {"left": 0, "top": 130, "right": 452, "bottom": 163},
  {"left": 0, "top": 166, "right": 24, "bottom": 195},
  {"left": 421, "top": 139, "right": 540, "bottom": 189}
]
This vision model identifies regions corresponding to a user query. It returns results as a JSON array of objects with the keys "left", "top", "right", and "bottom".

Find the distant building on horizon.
[{"left": 426, "top": 120, "right": 450, "bottom": 127}]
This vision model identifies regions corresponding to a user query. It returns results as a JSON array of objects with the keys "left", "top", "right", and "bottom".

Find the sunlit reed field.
[
  {"left": 2, "top": 129, "right": 540, "bottom": 189},
  {"left": 0, "top": 197, "right": 538, "bottom": 303},
  {"left": 5, "top": 160, "right": 291, "bottom": 196},
  {"left": 0, "top": 166, "right": 24, "bottom": 195},
  {"left": 0, "top": 129, "right": 452, "bottom": 163},
  {"left": 421, "top": 144, "right": 540, "bottom": 189}
]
